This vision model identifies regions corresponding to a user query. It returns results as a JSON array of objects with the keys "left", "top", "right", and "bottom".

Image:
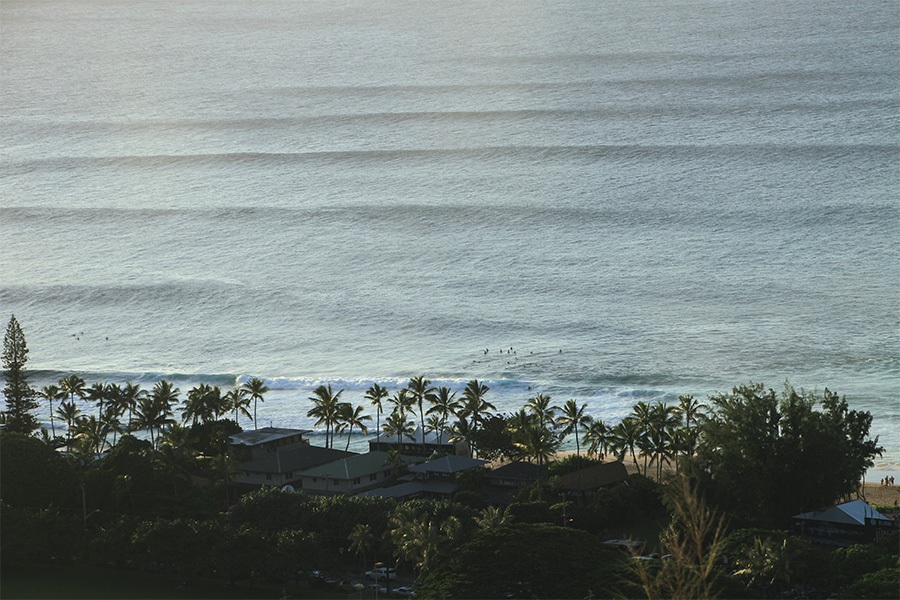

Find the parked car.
[
  {"left": 366, "top": 566, "right": 397, "bottom": 581},
  {"left": 393, "top": 586, "right": 416, "bottom": 598}
]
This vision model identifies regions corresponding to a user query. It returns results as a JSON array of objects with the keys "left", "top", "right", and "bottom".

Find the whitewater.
[{"left": 1, "top": 0, "right": 897, "bottom": 475}]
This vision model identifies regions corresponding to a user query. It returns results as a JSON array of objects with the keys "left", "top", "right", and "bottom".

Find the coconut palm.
[
  {"left": 225, "top": 387, "right": 251, "bottom": 427},
  {"left": 513, "top": 421, "right": 560, "bottom": 466},
  {"left": 182, "top": 383, "right": 217, "bottom": 426},
  {"left": 38, "top": 384, "right": 64, "bottom": 439},
  {"left": 364, "top": 383, "right": 389, "bottom": 445},
  {"left": 55, "top": 400, "right": 81, "bottom": 446},
  {"left": 459, "top": 380, "right": 495, "bottom": 458},
  {"left": 631, "top": 401, "right": 654, "bottom": 474},
  {"left": 118, "top": 382, "right": 146, "bottom": 431},
  {"left": 525, "top": 393, "right": 556, "bottom": 433},
  {"left": 427, "top": 386, "right": 459, "bottom": 445},
  {"left": 308, "top": 384, "right": 343, "bottom": 449},
  {"left": 74, "top": 414, "right": 108, "bottom": 456},
  {"left": 383, "top": 407, "right": 415, "bottom": 446},
  {"left": 609, "top": 417, "right": 641, "bottom": 472},
  {"left": 100, "top": 402, "right": 125, "bottom": 446},
  {"left": 241, "top": 377, "right": 269, "bottom": 431},
  {"left": 58, "top": 374, "right": 86, "bottom": 410},
  {"left": 348, "top": 522, "right": 376, "bottom": 573},
  {"left": 144, "top": 380, "right": 179, "bottom": 450},
  {"left": 648, "top": 402, "right": 681, "bottom": 480},
  {"left": 584, "top": 418, "right": 610, "bottom": 459},
  {"left": 390, "top": 509, "right": 460, "bottom": 575},
  {"left": 84, "top": 382, "right": 109, "bottom": 418},
  {"left": 556, "top": 399, "right": 592, "bottom": 456},
  {"left": 445, "top": 417, "right": 474, "bottom": 458},
  {"left": 338, "top": 403, "right": 371, "bottom": 451},
  {"left": 425, "top": 413, "right": 444, "bottom": 447},
  {"left": 407, "top": 376, "right": 436, "bottom": 451}
]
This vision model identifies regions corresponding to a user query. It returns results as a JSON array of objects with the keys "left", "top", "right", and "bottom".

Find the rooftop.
[
  {"left": 299, "top": 451, "right": 422, "bottom": 480},
  {"left": 409, "top": 455, "right": 488, "bottom": 475},
  {"left": 239, "top": 445, "right": 355, "bottom": 474},
  {"left": 229, "top": 427, "right": 313, "bottom": 447}
]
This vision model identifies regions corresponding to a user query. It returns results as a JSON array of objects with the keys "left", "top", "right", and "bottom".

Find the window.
[
  {"left": 353, "top": 477, "right": 361, "bottom": 485},
  {"left": 266, "top": 474, "right": 272, "bottom": 481},
  {"left": 370, "top": 473, "right": 378, "bottom": 481},
  {"left": 332, "top": 479, "right": 339, "bottom": 487}
]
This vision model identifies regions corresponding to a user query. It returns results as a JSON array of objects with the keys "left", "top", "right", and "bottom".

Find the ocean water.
[{"left": 1, "top": 0, "right": 897, "bottom": 474}]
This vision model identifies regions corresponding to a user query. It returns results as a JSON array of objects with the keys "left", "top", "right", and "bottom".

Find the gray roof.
[
  {"left": 239, "top": 445, "right": 355, "bottom": 474},
  {"left": 359, "top": 480, "right": 457, "bottom": 499},
  {"left": 298, "top": 451, "right": 422, "bottom": 480},
  {"left": 485, "top": 461, "right": 547, "bottom": 481},
  {"left": 229, "top": 427, "right": 313, "bottom": 447},
  {"left": 794, "top": 500, "right": 893, "bottom": 526},
  {"left": 409, "top": 455, "right": 488, "bottom": 475}
]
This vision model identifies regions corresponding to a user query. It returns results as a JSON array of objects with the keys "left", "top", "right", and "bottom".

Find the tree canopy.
[
  {"left": 2, "top": 315, "right": 39, "bottom": 434},
  {"left": 688, "top": 383, "right": 883, "bottom": 528}
]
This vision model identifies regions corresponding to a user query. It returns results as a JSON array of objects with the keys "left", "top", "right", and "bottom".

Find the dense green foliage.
[
  {"left": 0, "top": 328, "right": 890, "bottom": 600},
  {"left": 418, "top": 523, "right": 627, "bottom": 599},
  {"left": 689, "top": 383, "right": 883, "bottom": 528}
]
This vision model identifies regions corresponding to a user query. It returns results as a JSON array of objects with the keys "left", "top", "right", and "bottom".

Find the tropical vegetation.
[{"left": 1, "top": 315, "right": 895, "bottom": 599}]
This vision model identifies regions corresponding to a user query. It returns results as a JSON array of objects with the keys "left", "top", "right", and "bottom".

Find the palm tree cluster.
[
  {"left": 40, "top": 374, "right": 270, "bottom": 456},
  {"left": 582, "top": 394, "right": 708, "bottom": 479}
]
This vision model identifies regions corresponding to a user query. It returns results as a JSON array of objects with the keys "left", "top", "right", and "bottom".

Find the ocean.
[{"left": 1, "top": 0, "right": 897, "bottom": 476}]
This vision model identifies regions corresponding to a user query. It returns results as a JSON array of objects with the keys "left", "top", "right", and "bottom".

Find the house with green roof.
[{"left": 294, "top": 451, "right": 423, "bottom": 495}]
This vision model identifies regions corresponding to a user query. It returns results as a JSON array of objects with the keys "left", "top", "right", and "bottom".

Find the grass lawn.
[{"left": 0, "top": 562, "right": 346, "bottom": 600}]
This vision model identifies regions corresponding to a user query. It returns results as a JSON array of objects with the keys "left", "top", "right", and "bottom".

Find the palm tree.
[
  {"left": 38, "top": 384, "right": 64, "bottom": 439},
  {"left": 445, "top": 418, "right": 474, "bottom": 458},
  {"left": 348, "top": 522, "right": 376, "bottom": 573},
  {"left": 383, "top": 407, "right": 415, "bottom": 446},
  {"left": 74, "top": 414, "right": 107, "bottom": 456},
  {"left": 364, "top": 383, "right": 389, "bottom": 446},
  {"left": 631, "top": 401, "right": 654, "bottom": 474},
  {"left": 55, "top": 400, "right": 81, "bottom": 446},
  {"left": 58, "top": 374, "right": 86, "bottom": 411},
  {"left": 338, "top": 403, "right": 371, "bottom": 451},
  {"left": 609, "top": 417, "right": 641, "bottom": 472},
  {"left": 241, "top": 377, "right": 269, "bottom": 431},
  {"left": 225, "top": 387, "right": 251, "bottom": 427},
  {"left": 675, "top": 394, "right": 708, "bottom": 462},
  {"left": 459, "top": 380, "right": 495, "bottom": 458},
  {"left": 525, "top": 393, "right": 556, "bottom": 433},
  {"left": 407, "top": 376, "right": 436, "bottom": 451},
  {"left": 84, "top": 382, "right": 109, "bottom": 418},
  {"left": 648, "top": 402, "right": 681, "bottom": 480},
  {"left": 555, "top": 399, "right": 592, "bottom": 456},
  {"left": 584, "top": 418, "right": 610, "bottom": 459},
  {"left": 513, "top": 421, "right": 560, "bottom": 466},
  {"left": 308, "top": 384, "right": 343, "bottom": 449},
  {"left": 427, "top": 386, "right": 459, "bottom": 445},
  {"left": 425, "top": 413, "right": 444, "bottom": 446},
  {"left": 100, "top": 401, "right": 125, "bottom": 446},
  {"left": 183, "top": 383, "right": 217, "bottom": 426},
  {"left": 146, "top": 380, "right": 179, "bottom": 450},
  {"left": 118, "top": 382, "right": 146, "bottom": 432},
  {"left": 389, "top": 509, "right": 460, "bottom": 576}
]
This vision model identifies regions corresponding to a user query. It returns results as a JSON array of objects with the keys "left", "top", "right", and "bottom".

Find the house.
[
  {"left": 408, "top": 455, "right": 489, "bottom": 479},
  {"left": 481, "top": 461, "right": 548, "bottom": 506},
  {"left": 358, "top": 479, "right": 459, "bottom": 501},
  {"left": 369, "top": 428, "right": 468, "bottom": 457},
  {"left": 361, "top": 455, "right": 489, "bottom": 501},
  {"left": 484, "top": 461, "right": 547, "bottom": 489},
  {"left": 793, "top": 499, "right": 898, "bottom": 546},
  {"left": 293, "top": 451, "right": 422, "bottom": 495},
  {"left": 228, "top": 427, "right": 313, "bottom": 460},
  {"left": 234, "top": 445, "right": 355, "bottom": 490},
  {"left": 557, "top": 461, "right": 629, "bottom": 500}
]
